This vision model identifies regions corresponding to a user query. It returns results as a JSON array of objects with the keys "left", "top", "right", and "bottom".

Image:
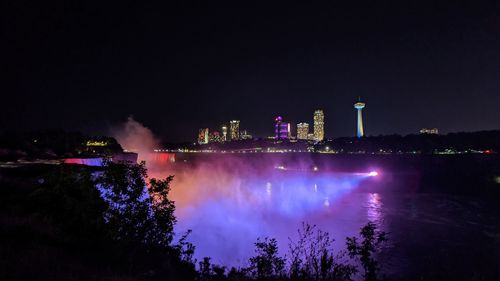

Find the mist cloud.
[{"left": 112, "top": 116, "right": 159, "bottom": 162}]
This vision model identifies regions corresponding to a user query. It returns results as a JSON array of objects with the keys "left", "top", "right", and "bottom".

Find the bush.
[{"left": 346, "top": 222, "right": 387, "bottom": 281}]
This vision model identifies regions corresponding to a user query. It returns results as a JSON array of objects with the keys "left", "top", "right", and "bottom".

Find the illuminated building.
[
  {"left": 240, "top": 130, "right": 253, "bottom": 140},
  {"left": 274, "top": 116, "right": 289, "bottom": 140},
  {"left": 297, "top": 123, "right": 309, "bottom": 140},
  {"left": 209, "top": 131, "right": 222, "bottom": 143},
  {"left": 307, "top": 133, "right": 314, "bottom": 140},
  {"left": 221, "top": 126, "right": 228, "bottom": 141},
  {"left": 86, "top": 140, "right": 108, "bottom": 146},
  {"left": 420, "top": 128, "right": 439, "bottom": 135},
  {"left": 313, "top": 110, "right": 324, "bottom": 141},
  {"left": 198, "top": 128, "right": 209, "bottom": 144},
  {"left": 354, "top": 100, "right": 366, "bottom": 138},
  {"left": 229, "top": 120, "right": 240, "bottom": 140}
]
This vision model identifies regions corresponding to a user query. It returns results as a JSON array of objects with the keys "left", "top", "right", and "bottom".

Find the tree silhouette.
[
  {"left": 248, "top": 237, "right": 285, "bottom": 280},
  {"left": 346, "top": 222, "right": 387, "bottom": 281}
]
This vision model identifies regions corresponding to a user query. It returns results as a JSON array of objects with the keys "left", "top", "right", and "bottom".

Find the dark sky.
[{"left": 2, "top": 1, "right": 500, "bottom": 142}]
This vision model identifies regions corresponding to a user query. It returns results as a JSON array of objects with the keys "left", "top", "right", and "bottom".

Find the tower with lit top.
[{"left": 354, "top": 100, "right": 366, "bottom": 138}]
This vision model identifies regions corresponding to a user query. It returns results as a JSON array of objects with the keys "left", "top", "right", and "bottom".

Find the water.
[{"left": 148, "top": 153, "right": 500, "bottom": 279}]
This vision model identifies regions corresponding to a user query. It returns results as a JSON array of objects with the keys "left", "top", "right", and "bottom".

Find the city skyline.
[
  {"left": 193, "top": 103, "right": 453, "bottom": 144},
  {"left": 196, "top": 107, "right": 343, "bottom": 143}
]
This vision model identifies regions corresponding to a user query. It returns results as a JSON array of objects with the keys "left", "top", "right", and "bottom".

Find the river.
[{"left": 147, "top": 153, "right": 500, "bottom": 279}]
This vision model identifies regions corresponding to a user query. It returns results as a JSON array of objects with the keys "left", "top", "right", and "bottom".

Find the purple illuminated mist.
[
  {"left": 114, "top": 118, "right": 383, "bottom": 267},
  {"left": 148, "top": 157, "right": 382, "bottom": 267}
]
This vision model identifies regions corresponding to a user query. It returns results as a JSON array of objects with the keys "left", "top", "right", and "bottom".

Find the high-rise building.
[
  {"left": 313, "top": 110, "right": 324, "bottom": 142},
  {"left": 229, "top": 120, "right": 240, "bottom": 140},
  {"left": 354, "top": 100, "right": 366, "bottom": 138},
  {"left": 221, "top": 126, "right": 228, "bottom": 141},
  {"left": 274, "top": 116, "right": 289, "bottom": 140},
  {"left": 198, "top": 128, "right": 209, "bottom": 144},
  {"left": 209, "top": 131, "right": 222, "bottom": 143},
  {"left": 297, "top": 123, "right": 309, "bottom": 140},
  {"left": 240, "top": 130, "right": 253, "bottom": 140}
]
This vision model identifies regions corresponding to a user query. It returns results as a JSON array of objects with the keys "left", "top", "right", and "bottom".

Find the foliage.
[
  {"left": 149, "top": 176, "right": 177, "bottom": 246},
  {"left": 199, "top": 257, "right": 213, "bottom": 280},
  {"left": 288, "top": 223, "right": 356, "bottom": 281},
  {"left": 248, "top": 237, "right": 286, "bottom": 280},
  {"left": 346, "top": 222, "right": 387, "bottom": 281},
  {"left": 29, "top": 164, "right": 109, "bottom": 248},
  {"left": 5, "top": 160, "right": 190, "bottom": 280},
  {"left": 97, "top": 159, "right": 176, "bottom": 249},
  {"left": 174, "top": 229, "right": 196, "bottom": 264},
  {"left": 198, "top": 257, "right": 229, "bottom": 281}
]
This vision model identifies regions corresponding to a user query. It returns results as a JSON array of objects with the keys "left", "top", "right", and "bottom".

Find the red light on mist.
[{"left": 152, "top": 152, "right": 176, "bottom": 164}]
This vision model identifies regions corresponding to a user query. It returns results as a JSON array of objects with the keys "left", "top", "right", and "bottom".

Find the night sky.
[{"left": 2, "top": 1, "right": 500, "bottom": 142}]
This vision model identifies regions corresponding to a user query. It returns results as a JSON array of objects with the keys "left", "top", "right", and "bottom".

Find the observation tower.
[{"left": 354, "top": 100, "right": 366, "bottom": 138}]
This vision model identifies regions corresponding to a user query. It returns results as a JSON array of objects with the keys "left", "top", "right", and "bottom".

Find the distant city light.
[
  {"left": 368, "top": 171, "right": 379, "bottom": 177},
  {"left": 420, "top": 127, "right": 439, "bottom": 135},
  {"left": 313, "top": 166, "right": 318, "bottom": 172},
  {"left": 313, "top": 110, "right": 324, "bottom": 141},
  {"left": 86, "top": 140, "right": 108, "bottom": 146},
  {"left": 198, "top": 128, "right": 209, "bottom": 144},
  {"left": 230, "top": 120, "right": 240, "bottom": 140},
  {"left": 495, "top": 176, "right": 500, "bottom": 184},
  {"left": 221, "top": 126, "right": 228, "bottom": 141},
  {"left": 274, "top": 116, "right": 290, "bottom": 140},
  {"left": 297, "top": 122, "right": 309, "bottom": 140}
]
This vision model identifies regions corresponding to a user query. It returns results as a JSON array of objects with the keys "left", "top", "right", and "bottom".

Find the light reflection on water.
[{"left": 367, "top": 193, "right": 383, "bottom": 224}]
